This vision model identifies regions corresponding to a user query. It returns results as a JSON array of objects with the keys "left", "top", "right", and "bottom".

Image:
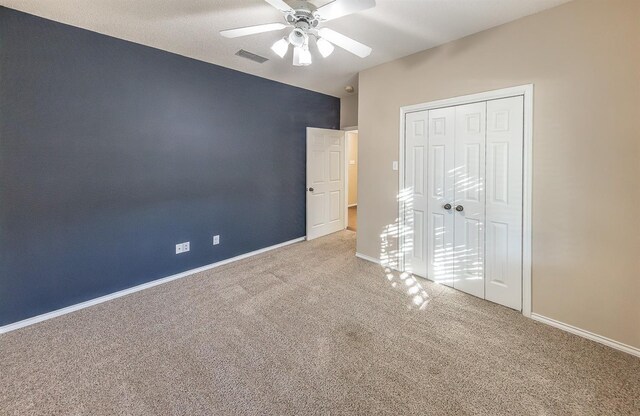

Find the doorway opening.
[{"left": 346, "top": 130, "right": 358, "bottom": 232}]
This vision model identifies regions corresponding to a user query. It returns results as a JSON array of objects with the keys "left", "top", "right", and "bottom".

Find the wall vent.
[{"left": 235, "top": 49, "right": 269, "bottom": 64}]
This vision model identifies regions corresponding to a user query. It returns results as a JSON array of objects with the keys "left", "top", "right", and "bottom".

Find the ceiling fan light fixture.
[
  {"left": 293, "top": 46, "right": 312, "bottom": 66},
  {"left": 300, "top": 47, "right": 312, "bottom": 65},
  {"left": 292, "top": 46, "right": 302, "bottom": 66},
  {"left": 271, "top": 37, "right": 289, "bottom": 58},
  {"left": 316, "top": 37, "right": 335, "bottom": 58},
  {"left": 288, "top": 28, "right": 307, "bottom": 48}
]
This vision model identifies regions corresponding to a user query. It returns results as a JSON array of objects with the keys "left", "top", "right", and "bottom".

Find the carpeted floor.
[{"left": 1, "top": 231, "right": 639, "bottom": 415}]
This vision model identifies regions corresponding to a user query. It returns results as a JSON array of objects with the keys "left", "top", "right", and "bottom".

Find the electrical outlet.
[
  {"left": 176, "top": 242, "right": 190, "bottom": 254},
  {"left": 213, "top": 235, "right": 220, "bottom": 245}
]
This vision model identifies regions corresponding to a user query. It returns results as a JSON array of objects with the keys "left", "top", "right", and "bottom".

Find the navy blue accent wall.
[{"left": 0, "top": 7, "right": 340, "bottom": 326}]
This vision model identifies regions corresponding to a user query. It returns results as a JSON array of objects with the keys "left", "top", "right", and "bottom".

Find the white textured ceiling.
[{"left": 1, "top": 0, "right": 569, "bottom": 97}]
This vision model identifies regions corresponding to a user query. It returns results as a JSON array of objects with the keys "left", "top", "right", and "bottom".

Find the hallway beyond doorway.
[{"left": 347, "top": 206, "right": 357, "bottom": 231}]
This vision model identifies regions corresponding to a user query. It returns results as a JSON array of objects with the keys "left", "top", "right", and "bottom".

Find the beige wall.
[
  {"left": 357, "top": 0, "right": 640, "bottom": 348},
  {"left": 347, "top": 131, "right": 358, "bottom": 206},
  {"left": 340, "top": 94, "right": 358, "bottom": 128}
]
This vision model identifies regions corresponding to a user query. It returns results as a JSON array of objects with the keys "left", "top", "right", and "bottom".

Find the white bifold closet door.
[
  {"left": 453, "top": 102, "right": 487, "bottom": 298},
  {"left": 404, "top": 110, "right": 428, "bottom": 278},
  {"left": 426, "top": 107, "right": 455, "bottom": 286},
  {"left": 424, "top": 103, "right": 485, "bottom": 294},
  {"left": 484, "top": 97, "right": 524, "bottom": 310},
  {"left": 404, "top": 95, "right": 524, "bottom": 310}
]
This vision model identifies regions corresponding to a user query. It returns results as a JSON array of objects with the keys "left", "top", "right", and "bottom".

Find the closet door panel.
[
  {"left": 485, "top": 96, "right": 524, "bottom": 310},
  {"left": 404, "top": 111, "right": 428, "bottom": 278},
  {"left": 453, "top": 102, "right": 486, "bottom": 298},
  {"left": 427, "top": 107, "right": 455, "bottom": 286}
]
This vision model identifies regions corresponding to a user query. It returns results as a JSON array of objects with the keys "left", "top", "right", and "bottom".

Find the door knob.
[
  {"left": 443, "top": 203, "right": 452, "bottom": 210},
  {"left": 455, "top": 205, "right": 464, "bottom": 212},
  {"left": 308, "top": 187, "right": 314, "bottom": 192}
]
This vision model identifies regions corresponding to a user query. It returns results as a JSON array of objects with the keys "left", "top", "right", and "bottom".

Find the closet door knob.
[
  {"left": 455, "top": 205, "right": 464, "bottom": 212},
  {"left": 308, "top": 187, "right": 314, "bottom": 192},
  {"left": 443, "top": 203, "right": 452, "bottom": 210}
]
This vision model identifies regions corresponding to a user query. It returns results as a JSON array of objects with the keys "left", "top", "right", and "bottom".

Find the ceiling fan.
[{"left": 220, "top": 0, "right": 375, "bottom": 66}]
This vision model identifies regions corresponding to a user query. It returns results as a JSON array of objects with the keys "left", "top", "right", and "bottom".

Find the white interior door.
[
  {"left": 404, "top": 111, "right": 428, "bottom": 277},
  {"left": 306, "top": 128, "right": 346, "bottom": 240},
  {"left": 484, "top": 96, "right": 524, "bottom": 310},
  {"left": 453, "top": 102, "right": 486, "bottom": 298},
  {"left": 426, "top": 107, "right": 455, "bottom": 287}
]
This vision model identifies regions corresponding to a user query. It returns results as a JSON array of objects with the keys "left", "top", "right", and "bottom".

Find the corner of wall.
[{"left": 340, "top": 94, "right": 358, "bottom": 129}]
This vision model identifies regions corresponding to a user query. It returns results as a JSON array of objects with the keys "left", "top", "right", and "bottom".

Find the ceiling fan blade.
[
  {"left": 315, "top": 0, "right": 376, "bottom": 21},
  {"left": 318, "top": 28, "right": 372, "bottom": 58},
  {"left": 264, "top": 0, "right": 295, "bottom": 13},
  {"left": 220, "top": 22, "right": 287, "bottom": 38}
]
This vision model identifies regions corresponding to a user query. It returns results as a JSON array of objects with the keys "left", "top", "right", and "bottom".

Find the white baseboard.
[
  {"left": 0, "top": 237, "right": 306, "bottom": 335},
  {"left": 531, "top": 313, "right": 640, "bottom": 358},
  {"left": 355, "top": 252, "right": 380, "bottom": 264},
  {"left": 355, "top": 253, "right": 406, "bottom": 274}
]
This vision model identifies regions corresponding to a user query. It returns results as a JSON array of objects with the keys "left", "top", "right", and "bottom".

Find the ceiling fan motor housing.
[{"left": 285, "top": 1, "right": 320, "bottom": 29}]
